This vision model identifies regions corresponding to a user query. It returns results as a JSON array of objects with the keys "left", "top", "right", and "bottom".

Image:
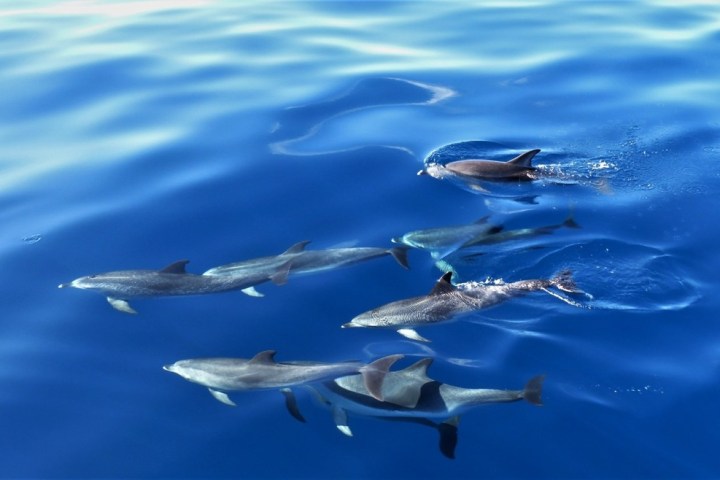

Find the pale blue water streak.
[{"left": 0, "top": 1, "right": 719, "bottom": 478}]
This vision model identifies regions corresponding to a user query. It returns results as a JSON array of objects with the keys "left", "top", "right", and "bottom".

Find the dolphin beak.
[
  {"left": 58, "top": 283, "right": 67, "bottom": 288},
  {"left": 417, "top": 169, "right": 427, "bottom": 176},
  {"left": 162, "top": 364, "right": 174, "bottom": 372},
  {"left": 341, "top": 322, "right": 358, "bottom": 329}
]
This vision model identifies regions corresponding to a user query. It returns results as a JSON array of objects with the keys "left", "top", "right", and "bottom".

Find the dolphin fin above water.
[{"left": 429, "top": 272, "right": 455, "bottom": 296}]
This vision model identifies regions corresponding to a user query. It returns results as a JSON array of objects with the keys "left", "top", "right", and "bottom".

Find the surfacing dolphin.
[
  {"left": 419, "top": 149, "right": 542, "bottom": 193},
  {"left": 419, "top": 148, "right": 541, "bottom": 182},
  {"left": 164, "top": 350, "right": 404, "bottom": 420},
  {"left": 343, "top": 270, "right": 582, "bottom": 342},
  {"left": 204, "top": 241, "right": 409, "bottom": 288},
  {"left": 302, "top": 358, "right": 544, "bottom": 458},
  {"left": 58, "top": 259, "right": 279, "bottom": 314}
]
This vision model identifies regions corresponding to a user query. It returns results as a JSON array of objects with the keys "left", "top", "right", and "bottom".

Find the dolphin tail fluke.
[
  {"left": 438, "top": 416, "right": 459, "bottom": 460},
  {"left": 360, "top": 354, "right": 404, "bottom": 401},
  {"left": 522, "top": 375, "right": 545, "bottom": 406},
  {"left": 280, "top": 388, "right": 306, "bottom": 423},
  {"left": 389, "top": 247, "right": 410, "bottom": 269}
]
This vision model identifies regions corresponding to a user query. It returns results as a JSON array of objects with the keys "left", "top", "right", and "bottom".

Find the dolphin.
[
  {"left": 204, "top": 241, "right": 409, "bottom": 281},
  {"left": 343, "top": 270, "right": 582, "bottom": 342},
  {"left": 303, "top": 358, "right": 544, "bottom": 458},
  {"left": 392, "top": 213, "right": 579, "bottom": 260},
  {"left": 391, "top": 216, "right": 503, "bottom": 260},
  {"left": 163, "top": 351, "right": 404, "bottom": 418},
  {"left": 418, "top": 149, "right": 541, "bottom": 184},
  {"left": 58, "top": 259, "right": 279, "bottom": 314}
]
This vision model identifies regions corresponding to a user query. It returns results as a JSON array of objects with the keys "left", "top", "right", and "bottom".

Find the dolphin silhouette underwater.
[
  {"left": 163, "top": 351, "right": 404, "bottom": 419},
  {"left": 298, "top": 358, "right": 544, "bottom": 459},
  {"left": 392, "top": 213, "right": 579, "bottom": 261},
  {"left": 343, "top": 270, "right": 583, "bottom": 342}
]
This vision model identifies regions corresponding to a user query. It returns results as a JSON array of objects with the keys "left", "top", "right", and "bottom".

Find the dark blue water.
[{"left": 1, "top": 2, "right": 719, "bottom": 478}]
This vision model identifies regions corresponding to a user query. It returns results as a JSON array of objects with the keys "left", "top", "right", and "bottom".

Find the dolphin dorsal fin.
[
  {"left": 160, "top": 260, "right": 190, "bottom": 274},
  {"left": 250, "top": 350, "right": 277, "bottom": 364},
  {"left": 507, "top": 148, "right": 540, "bottom": 167},
  {"left": 402, "top": 358, "right": 434, "bottom": 382},
  {"left": 429, "top": 272, "right": 455, "bottom": 296},
  {"left": 282, "top": 240, "right": 311, "bottom": 255}
]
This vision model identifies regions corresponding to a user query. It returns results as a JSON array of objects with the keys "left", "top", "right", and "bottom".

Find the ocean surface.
[{"left": 1, "top": 1, "right": 719, "bottom": 478}]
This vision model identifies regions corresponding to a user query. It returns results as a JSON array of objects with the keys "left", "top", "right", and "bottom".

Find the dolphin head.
[
  {"left": 58, "top": 273, "right": 114, "bottom": 292},
  {"left": 418, "top": 163, "right": 446, "bottom": 179},
  {"left": 342, "top": 311, "right": 380, "bottom": 329}
]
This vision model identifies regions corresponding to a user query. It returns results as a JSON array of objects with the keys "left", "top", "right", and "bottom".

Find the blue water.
[{"left": 1, "top": 1, "right": 719, "bottom": 478}]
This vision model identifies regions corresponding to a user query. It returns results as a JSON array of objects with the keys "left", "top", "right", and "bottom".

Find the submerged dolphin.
[
  {"left": 164, "top": 350, "right": 404, "bottom": 419},
  {"left": 343, "top": 270, "right": 581, "bottom": 342},
  {"left": 303, "top": 358, "right": 544, "bottom": 458},
  {"left": 392, "top": 213, "right": 578, "bottom": 260},
  {"left": 204, "top": 241, "right": 409, "bottom": 284},
  {"left": 419, "top": 149, "right": 541, "bottom": 183},
  {"left": 58, "top": 259, "right": 277, "bottom": 314},
  {"left": 391, "top": 216, "right": 502, "bottom": 260}
]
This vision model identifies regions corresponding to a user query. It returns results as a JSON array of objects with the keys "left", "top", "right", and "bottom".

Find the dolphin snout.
[
  {"left": 417, "top": 169, "right": 427, "bottom": 176},
  {"left": 58, "top": 283, "right": 68, "bottom": 289},
  {"left": 341, "top": 322, "right": 358, "bottom": 329}
]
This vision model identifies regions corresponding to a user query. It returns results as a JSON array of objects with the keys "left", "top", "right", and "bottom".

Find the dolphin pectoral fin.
[
  {"left": 438, "top": 416, "right": 460, "bottom": 459},
  {"left": 360, "top": 354, "right": 404, "bottom": 401},
  {"left": 241, "top": 286, "right": 264, "bottom": 297},
  {"left": 280, "top": 388, "right": 306, "bottom": 423},
  {"left": 397, "top": 328, "right": 431, "bottom": 343},
  {"left": 271, "top": 263, "right": 292, "bottom": 286},
  {"left": 107, "top": 297, "right": 137, "bottom": 314},
  {"left": 332, "top": 406, "right": 352, "bottom": 437},
  {"left": 209, "top": 388, "right": 236, "bottom": 406}
]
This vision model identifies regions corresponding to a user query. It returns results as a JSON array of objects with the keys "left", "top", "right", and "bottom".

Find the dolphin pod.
[
  {"left": 304, "top": 358, "right": 544, "bottom": 458},
  {"left": 163, "top": 351, "right": 404, "bottom": 419},
  {"left": 59, "top": 241, "right": 409, "bottom": 313},
  {"left": 61, "top": 139, "right": 585, "bottom": 458}
]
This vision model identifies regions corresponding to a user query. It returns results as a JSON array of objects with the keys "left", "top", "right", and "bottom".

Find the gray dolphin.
[
  {"left": 343, "top": 270, "right": 581, "bottom": 342},
  {"left": 418, "top": 149, "right": 541, "bottom": 184},
  {"left": 58, "top": 259, "right": 277, "bottom": 314},
  {"left": 163, "top": 351, "right": 404, "bottom": 419},
  {"left": 392, "top": 213, "right": 579, "bottom": 260},
  {"left": 303, "top": 358, "right": 544, "bottom": 458},
  {"left": 391, "top": 216, "right": 502, "bottom": 260},
  {"left": 204, "top": 241, "right": 409, "bottom": 282}
]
